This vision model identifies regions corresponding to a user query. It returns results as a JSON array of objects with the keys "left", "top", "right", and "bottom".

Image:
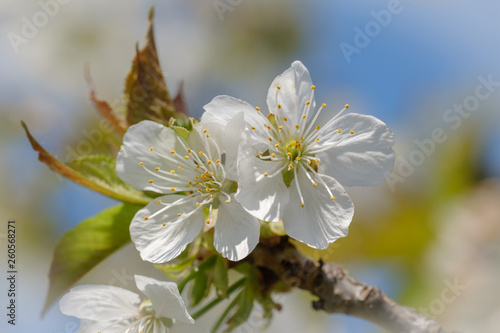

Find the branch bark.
[{"left": 247, "top": 238, "right": 453, "bottom": 333}]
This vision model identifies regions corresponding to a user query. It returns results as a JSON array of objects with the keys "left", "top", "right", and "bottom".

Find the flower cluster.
[
  {"left": 117, "top": 60, "right": 395, "bottom": 260},
  {"left": 60, "top": 61, "right": 395, "bottom": 333}
]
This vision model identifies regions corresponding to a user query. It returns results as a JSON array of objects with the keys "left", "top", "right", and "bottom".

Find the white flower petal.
[
  {"left": 130, "top": 195, "right": 204, "bottom": 263},
  {"left": 202, "top": 95, "right": 268, "bottom": 139},
  {"left": 283, "top": 168, "right": 354, "bottom": 249},
  {"left": 116, "top": 120, "right": 188, "bottom": 192},
  {"left": 134, "top": 275, "right": 194, "bottom": 324},
  {"left": 79, "top": 319, "right": 130, "bottom": 333},
  {"left": 266, "top": 60, "right": 314, "bottom": 127},
  {"left": 316, "top": 113, "right": 396, "bottom": 187},
  {"left": 214, "top": 195, "right": 260, "bottom": 261},
  {"left": 222, "top": 112, "right": 246, "bottom": 181},
  {"left": 59, "top": 285, "right": 140, "bottom": 322},
  {"left": 235, "top": 156, "right": 289, "bottom": 222},
  {"left": 170, "top": 322, "right": 209, "bottom": 333}
]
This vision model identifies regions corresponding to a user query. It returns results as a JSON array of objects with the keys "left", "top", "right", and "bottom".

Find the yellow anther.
[
  {"left": 187, "top": 148, "right": 192, "bottom": 153},
  {"left": 322, "top": 103, "right": 327, "bottom": 108},
  {"left": 315, "top": 158, "right": 320, "bottom": 163},
  {"left": 203, "top": 129, "right": 207, "bottom": 133},
  {"left": 277, "top": 104, "right": 282, "bottom": 109},
  {"left": 170, "top": 170, "right": 175, "bottom": 174},
  {"left": 288, "top": 164, "right": 294, "bottom": 169},
  {"left": 184, "top": 156, "right": 189, "bottom": 160},
  {"left": 264, "top": 173, "right": 268, "bottom": 177},
  {"left": 268, "top": 138, "right": 273, "bottom": 142},
  {"left": 311, "top": 85, "right": 316, "bottom": 90},
  {"left": 266, "top": 125, "right": 271, "bottom": 130},
  {"left": 177, "top": 213, "right": 182, "bottom": 217},
  {"left": 271, "top": 153, "right": 276, "bottom": 158},
  {"left": 251, "top": 126, "right": 256, "bottom": 130},
  {"left": 259, "top": 151, "right": 263, "bottom": 156},
  {"left": 210, "top": 195, "right": 214, "bottom": 199},
  {"left": 144, "top": 216, "right": 149, "bottom": 221},
  {"left": 210, "top": 172, "right": 214, "bottom": 177},
  {"left": 350, "top": 130, "right": 355, "bottom": 134},
  {"left": 206, "top": 188, "right": 211, "bottom": 192},
  {"left": 197, "top": 189, "right": 202, "bottom": 192},
  {"left": 225, "top": 200, "right": 230, "bottom": 204},
  {"left": 196, "top": 165, "right": 201, "bottom": 169},
  {"left": 307, "top": 160, "right": 312, "bottom": 165},
  {"left": 196, "top": 202, "right": 200, "bottom": 206},
  {"left": 301, "top": 203, "right": 305, "bottom": 208},
  {"left": 157, "top": 200, "right": 161, "bottom": 204},
  {"left": 148, "top": 180, "right": 153, "bottom": 184},
  {"left": 278, "top": 139, "right": 282, "bottom": 143},
  {"left": 338, "top": 128, "right": 342, "bottom": 133},
  {"left": 188, "top": 181, "right": 193, "bottom": 186},
  {"left": 207, "top": 160, "right": 212, "bottom": 165},
  {"left": 170, "top": 150, "right": 176, "bottom": 154},
  {"left": 199, "top": 151, "right": 204, "bottom": 156},
  {"left": 195, "top": 181, "right": 200, "bottom": 185},
  {"left": 316, "top": 126, "right": 321, "bottom": 130},
  {"left": 205, "top": 219, "right": 210, "bottom": 224},
  {"left": 275, "top": 144, "right": 280, "bottom": 148},
  {"left": 149, "top": 147, "right": 154, "bottom": 151},
  {"left": 205, "top": 170, "right": 209, "bottom": 175},
  {"left": 278, "top": 125, "right": 283, "bottom": 130},
  {"left": 178, "top": 166, "right": 183, "bottom": 171},
  {"left": 206, "top": 134, "right": 210, "bottom": 138},
  {"left": 170, "top": 187, "right": 176, "bottom": 191},
  {"left": 256, "top": 106, "right": 260, "bottom": 111},
  {"left": 302, "top": 115, "right": 307, "bottom": 119},
  {"left": 283, "top": 117, "right": 288, "bottom": 122},
  {"left": 139, "top": 162, "right": 144, "bottom": 166},
  {"left": 301, "top": 136, "right": 305, "bottom": 141},
  {"left": 162, "top": 222, "right": 166, "bottom": 227},
  {"left": 315, "top": 138, "right": 320, "bottom": 142},
  {"left": 345, "top": 104, "right": 350, "bottom": 109},
  {"left": 277, "top": 85, "right": 281, "bottom": 90},
  {"left": 295, "top": 157, "right": 301, "bottom": 161},
  {"left": 330, "top": 196, "right": 336, "bottom": 200},
  {"left": 195, "top": 176, "right": 199, "bottom": 179},
  {"left": 216, "top": 159, "right": 221, "bottom": 164},
  {"left": 295, "top": 125, "right": 300, "bottom": 129},
  {"left": 313, "top": 183, "right": 318, "bottom": 187},
  {"left": 155, "top": 167, "right": 160, "bottom": 171},
  {"left": 287, "top": 152, "right": 292, "bottom": 157}
]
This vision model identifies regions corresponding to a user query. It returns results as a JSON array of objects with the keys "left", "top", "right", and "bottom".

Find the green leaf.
[
  {"left": 22, "top": 122, "right": 151, "bottom": 205},
  {"left": 213, "top": 255, "right": 229, "bottom": 298},
  {"left": 190, "top": 255, "right": 217, "bottom": 306},
  {"left": 43, "top": 204, "right": 142, "bottom": 314},
  {"left": 124, "top": 7, "right": 179, "bottom": 126}
]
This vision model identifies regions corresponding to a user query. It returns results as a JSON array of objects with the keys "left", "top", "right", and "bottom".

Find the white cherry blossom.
[
  {"left": 202, "top": 60, "right": 395, "bottom": 250},
  {"left": 59, "top": 275, "right": 208, "bottom": 333},
  {"left": 116, "top": 118, "right": 260, "bottom": 262}
]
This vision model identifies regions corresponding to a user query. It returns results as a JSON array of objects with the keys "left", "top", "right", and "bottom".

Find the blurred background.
[{"left": 1, "top": 0, "right": 500, "bottom": 332}]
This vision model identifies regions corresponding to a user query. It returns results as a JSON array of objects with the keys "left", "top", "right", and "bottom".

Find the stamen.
[
  {"left": 157, "top": 200, "right": 161, "bottom": 204},
  {"left": 350, "top": 130, "right": 355, "bottom": 135},
  {"left": 162, "top": 222, "right": 166, "bottom": 227},
  {"left": 170, "top": 150, "right": 176, "bottom": 154},
  {"left": 149, "top": 180, "right": 153, "bottom": 184},
  {"left": 149, "top": 147, "right": 154, "bottom": 151},
  {"left": 256, "top": 106, "right": 260, "bottom": 111},
  {"left": 178, "top": 166, "right": 183, "bottom": 171},
  {"left": 155, "top": 167, "right": 160, "bottom": 171},
  {"left": 139, "top": 162, "right": 144, "bottom": 166},
  {"left": 294, "top": 167, "right": 305, "bottom": 208}
]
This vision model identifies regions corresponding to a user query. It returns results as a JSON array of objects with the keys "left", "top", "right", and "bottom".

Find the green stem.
[
  {"left": 211, "top": 292, "right": 241, "bottom": 333},
  {"left": 192, "top": 278, "right": 246, "bottom": 320}
]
